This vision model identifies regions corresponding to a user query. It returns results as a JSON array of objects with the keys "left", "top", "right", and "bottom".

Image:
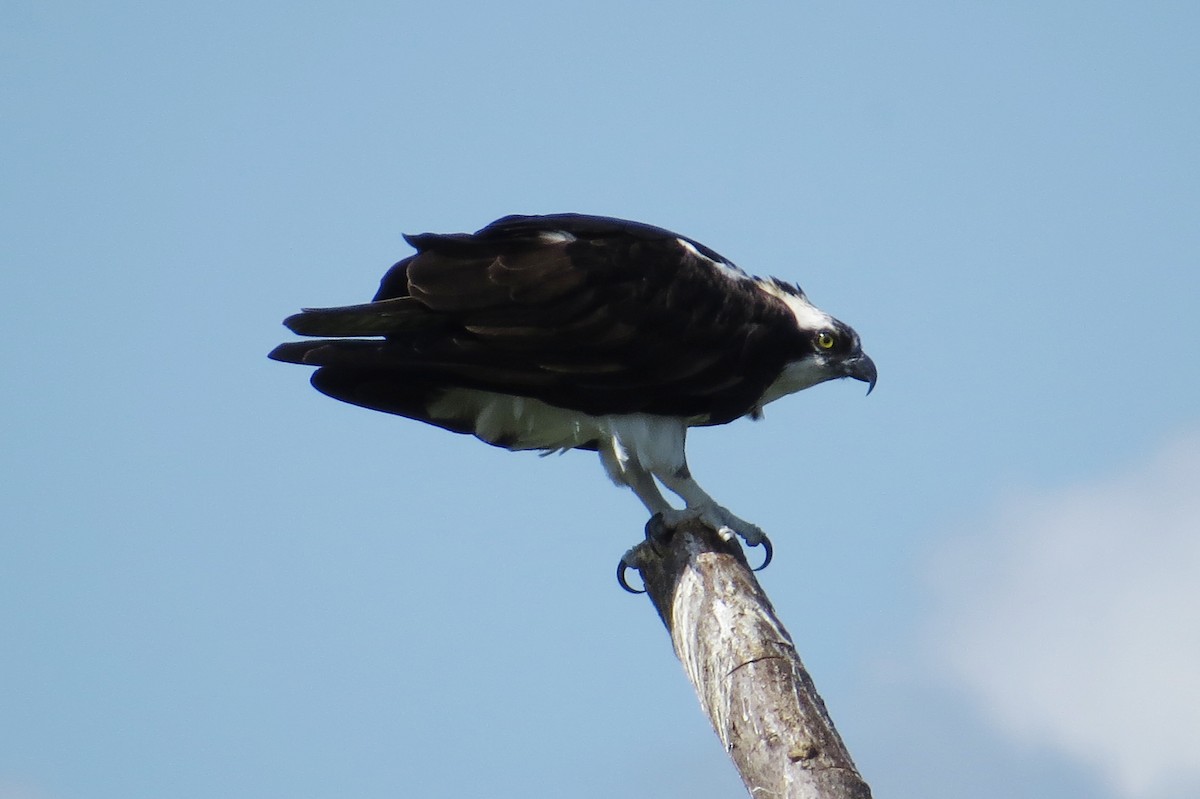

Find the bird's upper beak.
[{"left": 844, "top": 353, "right": 878, "bottom": 395}]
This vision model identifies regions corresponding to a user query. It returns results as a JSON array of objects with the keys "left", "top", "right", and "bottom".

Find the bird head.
[
  {"left": 808, "top": 319, "right": 877, "bottom": 395},
  {"left": 755, "top": 279, "right": 877, "bottom": 404}
]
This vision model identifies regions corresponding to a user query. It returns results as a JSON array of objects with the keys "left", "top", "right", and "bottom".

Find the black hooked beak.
[{"left": 845, "top": 353, "right": 878, "bottom": 395}]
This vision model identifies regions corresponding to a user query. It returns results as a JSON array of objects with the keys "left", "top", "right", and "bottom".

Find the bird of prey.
[{"left": 270, "top": 213, "right": 875, "bottom": 557}]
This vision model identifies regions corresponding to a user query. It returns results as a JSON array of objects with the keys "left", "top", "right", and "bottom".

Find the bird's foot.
[
  {"left": 658, "top": 505, "right": 773, "bottom": 571},
  {"left": 659, "top": 504, "right": 764, "bottom": 545},
  {"left": 617, "top": 505, "right": 775, "bottom": 592}
]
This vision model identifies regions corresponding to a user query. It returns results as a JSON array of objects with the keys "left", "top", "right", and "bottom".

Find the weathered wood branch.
[{"left": 625, "top": 519, "right": 872, "bottom": 799}]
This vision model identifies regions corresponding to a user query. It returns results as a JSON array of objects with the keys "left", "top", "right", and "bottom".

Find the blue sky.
[{"left": 2, "top": 2, "right": 1197, "bottom": 798}]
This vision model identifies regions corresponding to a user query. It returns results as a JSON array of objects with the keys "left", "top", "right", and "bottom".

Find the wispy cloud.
[{"left": 926, "top": 428, "right": 1200, "bottom": 799}]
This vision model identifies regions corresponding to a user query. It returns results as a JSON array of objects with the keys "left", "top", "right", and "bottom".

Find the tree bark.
[{"left": 626, "top": 519, "right": 872, "bottom": 799}]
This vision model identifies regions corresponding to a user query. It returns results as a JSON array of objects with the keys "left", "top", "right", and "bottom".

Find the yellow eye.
[{"left": 817, "top": 332, "right": 836, "bottom": 350}]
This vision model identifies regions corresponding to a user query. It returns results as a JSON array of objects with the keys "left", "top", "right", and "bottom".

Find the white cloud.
[{"left": 926, "top": 428, "right": 1200, "bottom": 799}]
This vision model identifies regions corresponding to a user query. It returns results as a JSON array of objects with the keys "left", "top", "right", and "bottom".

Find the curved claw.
[
  {"left": 616, "top": 558, "right": 646, "bottom": 594},
  {"left": 644, "top": 512, "right": 672, "bottom": 543},
  {"left": 749, "top": 535, "right": 773, "bottom": 572}
]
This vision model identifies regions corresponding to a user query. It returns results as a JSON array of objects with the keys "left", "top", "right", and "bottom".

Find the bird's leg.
[
  {"left": 605, "top": 460, "right": 676, "bottom": 594},
  {"left": 602, "top": 427, "right": 773, "bottom": 589},
  {"left": 654, "top": 462, "right": 769, "bottom": 550},
  {"left": 598, "top": 445, "right": 673, "bottom": 515},
  {"left": 600, "top": 448, "right": 683, "bottom": 592}
]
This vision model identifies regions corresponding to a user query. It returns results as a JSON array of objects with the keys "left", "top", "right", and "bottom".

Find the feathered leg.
[
  {"left": 597, "top": 417, "right": 768, "bottom": 548},
  {"left": 654, "top": 465, "right": 768, "bottom": 547}
]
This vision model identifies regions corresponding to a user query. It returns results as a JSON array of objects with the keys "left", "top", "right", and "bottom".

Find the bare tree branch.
[{"left": 625, "top": 519, "right": 872, "bottom": 799}]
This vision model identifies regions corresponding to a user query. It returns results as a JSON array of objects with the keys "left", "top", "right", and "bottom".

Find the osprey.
[{"left": 270, "top": 214, "right": 875, "bottom": 557}]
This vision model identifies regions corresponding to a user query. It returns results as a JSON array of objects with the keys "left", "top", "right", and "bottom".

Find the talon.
[
  {"left": 749, "top": 535, "right": 773, "bottom": 571},
  {"left": 644, "top": 512, "right": 672, "bottom": 543},
  {"left": 616, "top": 557, "right": 646, "bottom": 594}
]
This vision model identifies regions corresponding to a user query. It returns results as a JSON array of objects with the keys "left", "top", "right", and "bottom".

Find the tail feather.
[
  {"left": 283, "top": 297, "right": 438, "bottom": 337},
  {"left": 268, "top": 339, "right": 390, "bottom": 367}
]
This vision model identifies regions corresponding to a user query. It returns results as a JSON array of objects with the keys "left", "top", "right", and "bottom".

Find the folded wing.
[{"left": 269, "top": 214, "right": 805, "bottom": 425}]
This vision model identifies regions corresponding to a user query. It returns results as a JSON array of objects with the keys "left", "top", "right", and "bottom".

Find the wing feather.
[{"left": 273, "top": 215, "right": 808, "bottom": 423}]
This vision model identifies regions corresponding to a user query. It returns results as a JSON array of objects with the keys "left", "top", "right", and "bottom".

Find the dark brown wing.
[{"left": 270, "top": 214, "right": 807, "bottom": 424}]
